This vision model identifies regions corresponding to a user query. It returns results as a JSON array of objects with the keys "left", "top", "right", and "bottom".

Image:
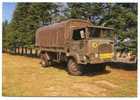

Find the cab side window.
[
  {"left": 72, "top": 28, "right": 85, "bottom": 40},
  {"left": 89, "top": 28, "right": 100, "bottom": 38}
]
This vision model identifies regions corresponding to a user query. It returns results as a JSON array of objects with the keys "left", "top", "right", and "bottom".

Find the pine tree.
[{"left": 4, "top": 3, "right": 59, "bottom": 53}]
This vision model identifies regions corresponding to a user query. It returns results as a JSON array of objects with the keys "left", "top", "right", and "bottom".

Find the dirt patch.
[
  {"left": 72, "top": 83, "right": 107, "bottom": 96},
  {"left": 94, "top": 80, "right": 119, "bottom": 88}
]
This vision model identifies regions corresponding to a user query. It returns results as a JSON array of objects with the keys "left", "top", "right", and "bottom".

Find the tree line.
[{"left": 2, "top": 3, "right": 137, "bottom": 55}]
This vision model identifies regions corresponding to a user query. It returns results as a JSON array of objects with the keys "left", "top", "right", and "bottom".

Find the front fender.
[{"left": 67, "top": 53, "right": 81, "bottom": 64}]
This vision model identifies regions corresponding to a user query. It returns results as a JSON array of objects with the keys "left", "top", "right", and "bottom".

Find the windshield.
[{"left": 88, "top": 27, "right": 113, "bottom": 39}]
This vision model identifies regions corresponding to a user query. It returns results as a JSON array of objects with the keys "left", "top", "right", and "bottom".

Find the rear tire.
[
  {"left": 67, "top": 59, "right": 83, "bottom": 76},
  {"left": 40, "top": 54, "right": 50, "bottom": 67}
]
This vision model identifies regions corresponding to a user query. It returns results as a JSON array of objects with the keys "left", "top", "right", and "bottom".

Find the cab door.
[{"left": 69, "top": 28, "right": 87, "bottom": 57}]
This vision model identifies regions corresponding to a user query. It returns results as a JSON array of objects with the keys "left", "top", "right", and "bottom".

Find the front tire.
[{"left": 67, "top": 59, "right": 83, "bottom": 76}]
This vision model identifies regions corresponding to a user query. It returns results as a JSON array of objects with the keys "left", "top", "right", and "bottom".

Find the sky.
[{"left": 2, "top": 2, "right": 16, "bottom": 22}]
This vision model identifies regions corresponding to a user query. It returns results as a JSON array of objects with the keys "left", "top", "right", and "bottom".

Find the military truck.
[{"left": 36, "top": 19, "right": 114, "bottom": 75}]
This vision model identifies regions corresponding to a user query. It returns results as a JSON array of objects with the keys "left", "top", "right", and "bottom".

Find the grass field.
[{"left": 2, "top": 53, "right": 137, "bottom": 96}]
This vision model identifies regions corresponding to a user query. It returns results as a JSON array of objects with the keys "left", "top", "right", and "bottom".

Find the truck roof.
[
  {"left": 37, "top": 19, "right": 92, "bottom": 33},
  {"left": 88, "top": 26, "right": 114, "bottom": 30}
]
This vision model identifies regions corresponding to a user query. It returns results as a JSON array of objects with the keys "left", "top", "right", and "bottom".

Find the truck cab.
[{"left": 67, "top": 26, "right": 115, "bottom": 75}]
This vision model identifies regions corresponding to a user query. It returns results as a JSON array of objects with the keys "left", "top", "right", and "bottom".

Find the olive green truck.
[{"left": 35, "top": 19, "right": 115, "bottom": 75}]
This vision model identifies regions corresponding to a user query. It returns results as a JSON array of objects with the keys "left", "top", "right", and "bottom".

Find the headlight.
[{"left": 83, "top": 56, "right": 87, "bottom": 61}]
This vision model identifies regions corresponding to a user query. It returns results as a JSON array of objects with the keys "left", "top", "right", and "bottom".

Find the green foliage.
[
  {"left": 65, "top": 3, "right": 104, "bottom": 24},
  {"left": 3, "top": 3, "right": 59, "bottom": 49},
  {"left": 2, "top": 20, "right": 8, "bottom": 48}
]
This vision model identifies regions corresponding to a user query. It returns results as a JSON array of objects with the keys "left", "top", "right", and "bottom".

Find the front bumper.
[{"left": 80, "top": 53, "right": 114, "bottom": 64}]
